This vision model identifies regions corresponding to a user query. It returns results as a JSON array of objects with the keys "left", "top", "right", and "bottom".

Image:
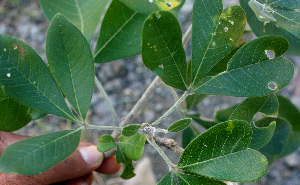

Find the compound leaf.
[
  {"left": 118, "top": 133, "right": 146, "bottom": 161},
  {"left": 94, "top": 0, "right": 148, "bottom": 63},
  {"left": 97, "top": 134, "right": 116, "bottom": 152},
  {"left": 46, "top": 14, "right": 94, "bottom": 121},
  {"left": 191, "top": 2, "right": 246, "bottom": 87},
  {"left": 39, "top": 0, "right": 109, "bottom": 42},
  {"left": 142, "top": 11, "right": 187, "bottom": 91},
  {"left": 0, "top": 129, "right": 81, "bottom": 175},
  {"left": 0, "top": 88, "right": 46, "bottom": 131},
  {"left": 0, "top": 35, "right": 76, "bottom": 121},
  {"left": 178, "top": 120, "right": 268, "bottom": 182}
]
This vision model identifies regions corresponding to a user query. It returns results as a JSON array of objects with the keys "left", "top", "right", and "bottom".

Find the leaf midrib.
[
  {"left": 4, "top": 129, "right": 81, "bottom": 170},
  {"left": 94, "top": 11, "right": 138, "bottom": 57},
  {"left": 2, "top": 47, "right": 75, "bottom": 121}
]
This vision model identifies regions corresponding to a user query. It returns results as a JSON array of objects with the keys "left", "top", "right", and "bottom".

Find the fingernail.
[{"left": 79, "top": 145, "right": 104, "bottom": 165}]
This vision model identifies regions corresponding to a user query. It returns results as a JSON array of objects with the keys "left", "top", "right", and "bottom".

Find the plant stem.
[
  {"left": 95, "top": 76, "right": 119, "bottom": 126},
  {"left": 182, "top": 24, "right": 192, "bottom": 47},
  {"left": 147, "top": 136, "right": 174, "bottom": 168},
  {"left": 84, "top": 125, "right": 123, "bottom": 130},
  {"left": 151, "top": 91, "right": 189, "bottom": 127},
  {"left": 111, "top": 76, "right": 163, "bottom": 139},
  {"left": 164, "top": 84, "right": 185, "bottom": 117}
]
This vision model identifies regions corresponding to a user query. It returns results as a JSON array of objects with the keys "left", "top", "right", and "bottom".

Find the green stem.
[
  {"left": 84, "top": 125, "right": 123, "bottom": 130},
  {"left": 164, "top": 84, "right": 185, "bottom": 117},
  {"left": 147, "top": 137, "right": 174, "bottom": 168},
  {"left": 94, "top": 76, "right": 119, "bottom": 126},
  {"left": 151, "top": 91, "right": 189, "bottom": 127}
]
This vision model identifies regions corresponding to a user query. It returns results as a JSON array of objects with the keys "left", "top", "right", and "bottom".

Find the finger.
[
  {"left": 96, "top": 155, "right": 121, "bottom": 174},
  {"left": 65, "top": 173, "right": 94, "bottom": 185},
  {"left": 0, "top": 131, "right": 29, "bottom": 152}
]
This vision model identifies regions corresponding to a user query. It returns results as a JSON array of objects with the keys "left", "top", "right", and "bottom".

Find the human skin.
[{"left": 0, "top": 131, "right": 121, "bottom": 185}]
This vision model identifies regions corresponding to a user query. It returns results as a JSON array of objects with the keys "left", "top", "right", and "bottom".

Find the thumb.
[{"left": 34, "top": 144, "right": 104, "bottom": 184}]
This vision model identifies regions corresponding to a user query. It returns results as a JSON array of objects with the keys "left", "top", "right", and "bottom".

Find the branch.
[
  {"left": 153, "top": 135, "right": 184, "bottom": 155},
  {"left": 111, "top": 76, "right": 163, "bottom": 139}
]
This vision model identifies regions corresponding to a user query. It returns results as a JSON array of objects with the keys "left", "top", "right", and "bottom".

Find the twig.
[
  {"left": 95, "top": 76, "right": 119, "bottom": 126},
  {"left": 182, "top": 24, "right": 192, "bottom": 47},
  {"left": 147, "top": 135, "right": 175, "bottom": 169},
  {"left": 111, "top": 76, "right": 163, "bottom": 139},
  {"left": 164, "top": 84, "right": 185, "bottom": 117},
  {"left": 153, "top": 136, "right": 184, "bottom": 155},
  {"left": 151, "top": 91, "right": 189, "bottom": 127}
]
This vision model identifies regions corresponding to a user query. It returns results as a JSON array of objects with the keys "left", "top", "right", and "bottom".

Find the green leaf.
[
  {"left": 0, "top": 35, "right": 76, "bottom": 121},
  {"left": 122, "top": 124, "right": 142, "bottom": 137},
  {"left": 168, "top": 118, "right": 192, "bottom": 132},
  {"left": 191, "top": 3, "right": 246, "bottom": 87},
  {"left": 186, "top": 94, "right": 207, "bottom": 111},
  {"left": 248, "top": 0, "right": 300, "bottom": 38},
  {"left": 276, "top": 95, "right": 300, "bottom": 157},
  {"left": 46, "top": 14, "right": 94, "bottom": 121},
  {"left": 178, "top": 120, "right": 268, "bottom": 182},
  {"left": 182, "top": 125, "right": 200, "bottom": 149},
  {"left": 116, "top": 145, "right": 136, "bottom": 179},
  {"left": 142, "top": 11, "right": 187, "bottom": 91},
  {"left": 0, "top": 129, "right": 81, "bottom": 175},
  {"left": 188, "top": 113, "right": 219, "bottom": 129},
  {"left": 118, "top": 133, "right": 146, "bottom": 161},
  {"left": 256, "top": 117, "right": 291, "bottom": 164},
  {"left": 240, "top": 0, "right": 300, "bottom": 56},
  {"left": 39, "top": 0, "right": 109, "bottom": 42},
  {"left": 215, "top": 105, "right": 239, "bottom": 122},
  {"left": 228, "top": 94, "right": 278, "bottom": 149},
  {"left": 119, "top": 0, "right": 183, "bottom": 14},
  {"left": 97, "top": 134, "right": 116, "bottom": 152},
  {"left": 94, "top": 0, "right": 148, "bottom": 63},
  {"left": 176, "top": 172, "right": 226, "bottom": 185},
  {"left": 158, "top": 171, "right": 176, "bottom": 185},
  {"left": 0, "top": 88, "right": 46, "bottom": 131},
  {"left": 192, "top": 57, "right": 294, "bottom": 97}
]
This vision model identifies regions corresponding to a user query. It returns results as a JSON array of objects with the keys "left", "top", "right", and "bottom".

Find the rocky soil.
[{"left": 1, "top": 0, "right": 300, "bottom": 184}]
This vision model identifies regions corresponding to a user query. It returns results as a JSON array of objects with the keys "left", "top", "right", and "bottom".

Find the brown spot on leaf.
[
  {"left": 13, "top": 44, "right": 19, "bottom": 50},
  {"left": 19, "top": 48, "right": 25, "bottom": 56}
]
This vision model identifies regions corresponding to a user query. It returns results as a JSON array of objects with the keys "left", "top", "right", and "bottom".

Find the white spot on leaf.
[
  {"left": 3, "top": 48, "right": 6, "bottom": 52},
  {"left": 7, "top": 73, "right": 11, "bottom": 77},
  {"left": 224, "top": 27, "right": 228, "bottom": 32},
  {"left": 229, "top": 20, "right": 234, "bottom": 25},
  {"left": 265, "top": 50, "right": 275, "bottom": 59}
]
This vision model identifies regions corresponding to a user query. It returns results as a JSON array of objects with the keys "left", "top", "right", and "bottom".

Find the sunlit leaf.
[
  {"left": 39, "top": 0, "right": 109, "bottom": 42},
  {"left": 46, "top": 14, "right": 94, "bottom": 121},
  {"left": 118, "top": 133, "right": 146, "bottom": 161},
  {"left": 97, "top": 134, "right": 116, "bottom": 152},
  {"left": 191, "top": 2, "right": 246, "bottom": 87},
  {"left": 0, "top": 129, "right": 81, "bottom": 175},
  {"left": 119, "top": 0, "right": 183, "bottom": 14},
  {"left": 116, "top": 145, "right": 136, "bottom": 179}
]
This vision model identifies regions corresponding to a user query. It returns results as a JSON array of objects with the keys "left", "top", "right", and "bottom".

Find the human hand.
[{"left": 0, "top": 131, "right": 121, "bottom": 185}]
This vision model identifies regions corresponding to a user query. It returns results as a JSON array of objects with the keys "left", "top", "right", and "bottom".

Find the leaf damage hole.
[
  {"left": 265, "top": 50, "right": 275, "bottom": 59},
  {"left": 268, "top": 82, "right": 277, "bottom": 90},
  {"left": 3, "top": 48, "right": 7, "bottom": 52},
  {"left": 6, "top": 73, "right": 11, "bottom": 78}
]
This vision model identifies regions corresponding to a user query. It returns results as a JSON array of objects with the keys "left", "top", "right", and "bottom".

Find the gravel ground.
[{"left": 1, "top": 0, "right": 300, "bottom": 184}]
